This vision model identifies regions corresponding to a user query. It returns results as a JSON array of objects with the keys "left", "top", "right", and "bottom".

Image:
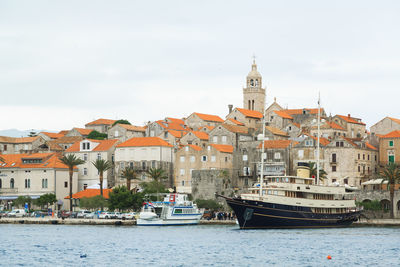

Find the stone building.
[
  {"left": 370, "top": 117, "right": 400, "bottom": 136},
  {"left": 208, "top": 124, "right": 250, "bottom": 147},
  {"left": 85, "top": 118, "right": 117, "bottom": 134},
  {"left": 179, "top": 131, "right": 209, "bottom": 148},
  {"left": 65, "top": 139, "right": 120, "bottom": 191},
  {"left": 379, "top": 130, "right": 400, "bottom": 166},
  {"left": 65, "top": 128, "right": 93, "bottom": 138},
  {"left": 226, "top": 108, "right": 263, "bottom": 129},
  {"left": 0, "top": 153, "right": 78, "bottom": 211},
  {"left": 333, "top": 114, "right": 366, "bottom": 138},
  {"left": 264, "top": 126, "right": 289, "bottom": 140},
  {"left": 114, "top": 137, "right": 174, "bottom": 188},
  {"left": 174, "top": 144, "right": 233, "bottom": 193},
  {"left": 0, "top": 136, "right": 46, "bottom": 155},
  {"left": 43, "top": 136, "right": 83, "bottom": 153},
  {"left": 185, "top": 112, "right": 224, "bottom": 129},
  {"left": 108, "top": 123, "right": 146, "bottom": 142},
  {"left": 38, "top": 132, "right": 65, "bottom": 141},
  {"left": 309, "top": 120, "right": 347, "bottom": 139},
  {"left": 146, "top": 118, "right": 189, "bottom": 137},
  {"left": 242, "top": 59, "right": 265, "bottom": 114}
]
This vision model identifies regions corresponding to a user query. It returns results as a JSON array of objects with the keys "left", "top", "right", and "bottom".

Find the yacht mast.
[{"left": 316, "top": 92, "right": 321, "bottom": 185}]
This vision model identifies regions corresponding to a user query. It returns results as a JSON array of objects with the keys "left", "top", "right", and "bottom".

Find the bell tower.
[{"left": 243, "top": 58, "right": 265, "bottom": 114}]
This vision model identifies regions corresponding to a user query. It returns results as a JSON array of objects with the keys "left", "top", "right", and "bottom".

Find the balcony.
[{"left": 0, "top": 188, "right": 18, "bottom": 193}]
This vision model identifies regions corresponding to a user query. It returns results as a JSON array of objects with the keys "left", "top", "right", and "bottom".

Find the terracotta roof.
[
  {"left": 336, "top": 115, "right": 366, "bottom": 125},
  {"left": 283, "top": 108, "right": 323, "bottom": 115},
  {"left": 65, "top": 139, "right": 119, "bottom": 152},
  {"left": 388, "top": 117, "right": 400, "bottom": 125},
  {"left": 193, "top": 113, "right": 224, "bottom": 123},
  {"left": 198, "top": 125, "right": 215, "bottom": 131},
  {"left": 167, "top": 117, "right": 185, "bottom": 124},
  {"left": 292, "top": 122, "right": 301, "bottom": 128},
  {"left": 236, "top": 108, "right": 263, "bottom": 119},
  {"left": 0, "top": 153, "right": 71, "bottom": 169},
  {"left": 52, "top": 136, "right": 83, "bottom": 144},
  {"left": 191, "top": 131, "right": 209, "bottom": 140},
  {"left": 307, "top": 135, "right": 331, "bottom": 146},
  {"left": 73, "top": 128, "right": 93, "bottom": 135},
  {"left": 258, "top": 140, "right": 297, "bottom": 149},
  {"left": 210, "top": 144, "right": 234, "bottom": 153},
  {"left": 325, "top": 121, "right": 345, "bottom": 130},
  {"left": 156, "top": 121, "right": 187, "bottom": 131},
  {"left": 65, "top": 188, "right": 112, "bottom": 199},
  {"left": 117, "top": 137, "right": 173, "bottom": 148},
  {"left": 226, "top": 118, "right": 245, "bottom": 126},
  {"left": 85, "top": 118, "right": 117, "bottom": 126},
  {"left": 273, "top": 110, "right": 293, "bottom": 120},
  {"left": 58, "top": 130, "right": 69, "bottom": 135},
  {"left": 167, "top": 130, "right": 185, "bottom": 138},
  {"left": 188, "top": 144, "right": 202, "bottom": 151},
  {"left": 381, "top": 130, "right": 400, "bottom": 139},
  {"left": 40, "top": 132, "right": 64, "bottom": 139},
  {"left": 265, "top": 126, "right": 289, "bottom": 137},
  {"left": 222, "top": 124, "right": 249, "bottom": 134},
  {"left": 0, "top": 136, "right": 41, "bottom": 144},
  {"left": 118, "top": 124, "right": 146, "bottom": 132},
  {"left": 343, "top": 137, "right": 358, "bottom": 147},
  {"left": 365, "top": 142, "right": 378, "bottom": 150}
]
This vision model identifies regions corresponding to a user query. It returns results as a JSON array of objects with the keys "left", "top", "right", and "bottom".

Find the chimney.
[
  {"left": 228, "top": 104, "right": 233, "bottom": 114},
  {"left": 348, "top": 114, "right": 351, "bottom": 118}
]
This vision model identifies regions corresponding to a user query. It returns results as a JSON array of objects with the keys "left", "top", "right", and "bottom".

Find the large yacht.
[
  {"left": 137, "top": 193, "right": 203, "bottom": 226},
  {"left": 219, "top": 163, "right": 361, "bottom": 229}
]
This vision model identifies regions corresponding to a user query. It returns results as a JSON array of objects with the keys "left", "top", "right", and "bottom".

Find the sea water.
[{"left": 0, "top": 224, "right": 399, "bottom": 266}]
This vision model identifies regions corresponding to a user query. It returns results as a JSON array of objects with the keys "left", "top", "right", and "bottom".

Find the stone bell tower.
[{"left": 243, "top": 58, "right": 265, "bottom": 114}]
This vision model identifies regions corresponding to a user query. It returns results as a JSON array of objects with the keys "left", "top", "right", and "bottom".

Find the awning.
[{"left": 361, "top": 179, "right": 388, "bottom": 185}]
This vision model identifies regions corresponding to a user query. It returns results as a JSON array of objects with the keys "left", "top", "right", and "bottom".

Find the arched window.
[
  {"left": 248, "top": 100, "right": 251, "bottom": 109},
  {"left": 252, "top": 100, "right": 255, "bottom": 110},
  {"left": 10, "top": 178, "right": 14, "bottom": 189},
  {"left": 250, "top": 79, "right": 254, "bottom": 86},
  {"left": 0, "top": 178, "right": 2, "bottom": 188},
  {"left": 255, "top": 79, "right": 259, "bottom": 86},
  {"left": 42, "top": 178, "right": 48, "bottom": 188}
]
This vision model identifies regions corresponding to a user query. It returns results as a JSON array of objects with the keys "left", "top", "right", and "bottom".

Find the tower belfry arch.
[{"left": 243, "top": 58, "right": 266, "bottom": 113}]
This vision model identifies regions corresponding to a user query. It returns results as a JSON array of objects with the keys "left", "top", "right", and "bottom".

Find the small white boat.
[{"left": 137, "top": 193, "right": 203, "bottom": 226}]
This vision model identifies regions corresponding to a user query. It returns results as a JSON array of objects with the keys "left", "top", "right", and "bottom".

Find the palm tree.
[
  {"left": 308, "top": 161, "right": 327, "bottom": 183},
  {"left": 381, "top": 162, "right": 400, "bottom": 218},
  {"left": 60, "top": 154, "right": 85, "bottom": 212},
  {"left": 146, "top": 167, "right": 168, "bottom": 183},
  {"left": 121, "top": 167, "right": 139, "bottom": 191},
  {"left": 92, "top": 159, "right": 113, "bottom": 197}
]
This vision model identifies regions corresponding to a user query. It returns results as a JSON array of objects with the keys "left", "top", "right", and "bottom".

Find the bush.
[
  {"left": 108, "top": 186, "right": 144, "bottom": 211},
  {"left": 357, "top": 200, "right": 382, "bottom": 211},
  {"left": 87, "top": 130, "right": 108, "bottom": 140},
  {"left": 195, "top": 199, "right": 223, "bottom": 211}
]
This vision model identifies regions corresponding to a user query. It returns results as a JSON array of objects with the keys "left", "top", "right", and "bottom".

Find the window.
[
  {"left": 358, "top": 154, "right": 360, "bottom": 160},
  {"left": 115, "top": 130, "right": 119, "bottom": 137},
  {"left": 243, "top": 155, "right": 248, "bottom": 161},
  {"left": 225, "top": 157, "right": 228, "bottom": 162},
  {"left": 332, "top": 166, "right": 336, "bottom": 172},
  {"left": 243, "top": 167, "right": 250, "bottom": 176},
  {"left": 0, "top": 178, "right": 2, "bottom": 188},
  {"left": 97, "top": 153, "right": 101, "bottom": 160},
  {"left": 151, "top": 161, "right": 156, "bottom": 168},
  {"left": 202, "top": 156, "right": 207, "bottom": 162},
  {"left": 389, "top": 140, "right": 394, "bottom": 147},
  {"left": 180, "top": 156, "right": 185, "bottom": 163},
  {"left": 185, "top": 146, "right": 189, "bottom": 151},
  {"left": 274, "top": 152, "right": 281, "bottom": 159},
  {"left": 180, "top": 169, "right": 185, "bottom": 175},
  {"left": 25, "top": 179, "right": 30, "bottom": 188},
  {"left": 363, "top": 154, "right": 365, "bottom": 160},
  {"left": 358, "top": 165, "right": 361, "bottom": 172},
  {"left": 211, "top": 156, "right": 216, "bottom": 162},
  {"left": 222, "top": 136, "right": 227, "bottom": 144},
  {"left": 83, "top": 154, "right": 88, "bottom": 161},
  {"left": 181, "top": 181, "right": 185, "bottom": 186},
  {"left": 3, "top": 145, "right": 6, "bottom": 151},
  {"left": 84, "top": 184, "right": 88, "bottom": 190},
  {"left": 120, "top": 162, "right": 125, "bottom": 169},
  {"left": 164, "top": 132, "right": 168, "bottom": 138},
  {"left": 190, "top": 156, "right": 195, "bottom": 163},
  {"left": 332, "top": 153, "right": 336, "bottom": 163},
  {"left": 10, "top": 178, "right": 14, "bottom": 189},
  {"left": 213, "top": 136, "right": 218, "bottom": 143},
  {"left": 344, "top": 178, "right": 348, "bottom": 185},
  {"left": 83, "top": 168, "right": 88, "bottom": 175},
  {"left": 305, "top": 140, "right": 313, "bottom": 146},
  {"left": 42, "top": 178, "right": 48, "bottom": 188},
  {"left": 298, "top": 150, "right": 304, "bottom": 158},
  {"left": 142, "top": 161, "right": 146, "bottom": 169},
  {"left": 64, "top": 181, "right": 68, "bottom": 188}
]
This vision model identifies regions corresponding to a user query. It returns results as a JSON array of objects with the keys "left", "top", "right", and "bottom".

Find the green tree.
[
  {"left": 14, "top": 196, "right": 32, "bottom": 208},
  {"left": 60, "top": 154, "right": 85, "bottom": 212},
  {"left": 112, "top": 119, "right": 131, "bottom": 126},
  {"left": 195, "top": 199, "right": 222, "bottom": 211},
  {"left": 308, "top": 161, "right": 327, "bottom": 182},
  {"left": 87, "top": 130, "right": 108, "bottom": 140},
  {"left": 146, "top": 168, "right": 168, "bottom": 182},
  {"left": 121, "top": 167, "right": 139, "bottom": 191},
  {"left": 92, "top": 159, "right": 113, "bottom": 197},
  {"left": 108, "top": 186, "right": 143, "bottom": 211},
  {"left": 381, "top": 162, "right": 400, "bottom": 218},
  {"left": 79, "top": 195, "right": 108, "bottom": 211},
  {"left": 35, "top": 193, "right": 57, "bottom": 209}
]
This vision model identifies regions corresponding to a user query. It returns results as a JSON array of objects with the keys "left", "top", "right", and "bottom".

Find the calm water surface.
[{"left": 0, "top": 224, "right": 399, "bottom": 266}]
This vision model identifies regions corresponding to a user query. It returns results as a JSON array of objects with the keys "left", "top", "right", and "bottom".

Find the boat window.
[
  {"left": 285, "top": 178, "right": 289, "bottom": 182},
  {"left": 174, "top": 209, "right": 183, "bottom": 214},
  {"left": 276, "top": 178, "right": 279, "bottom": 182},
  {"left": 267, "top": 190, "right": 272, "bottom": 195}
]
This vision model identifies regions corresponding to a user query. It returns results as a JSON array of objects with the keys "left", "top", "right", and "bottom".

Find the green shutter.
[
  {"left": 389, "top": 140, "right": 394, "bottom": 147},
  {"left": 389, "top": 155, "right": 395, "bottom": 163}
]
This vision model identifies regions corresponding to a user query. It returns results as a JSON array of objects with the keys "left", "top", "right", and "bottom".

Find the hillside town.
[{"left": 1, "top": 60, "right": 399, "bottom": 218}]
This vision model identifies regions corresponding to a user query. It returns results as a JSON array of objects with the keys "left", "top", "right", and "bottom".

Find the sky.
[{"left": 1, "top": 0, "right": 399, "bottom": 132}]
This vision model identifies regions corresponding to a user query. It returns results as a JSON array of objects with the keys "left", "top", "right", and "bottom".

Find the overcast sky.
[{"left": 1, "top": 0, "right": 399, "bottom": 132}]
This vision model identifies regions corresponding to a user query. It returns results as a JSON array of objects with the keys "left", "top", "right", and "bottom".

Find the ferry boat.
[
  {"left": 219, "top": 163, "right": 362, "bottom": 229},
  {"left": 137, "top": 193, "right": 203, "bottom": 226}
]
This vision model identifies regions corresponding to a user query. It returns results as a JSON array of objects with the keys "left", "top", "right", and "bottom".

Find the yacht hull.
[{"left": 222, "top": 196, "right": 361, "bottom": 229}]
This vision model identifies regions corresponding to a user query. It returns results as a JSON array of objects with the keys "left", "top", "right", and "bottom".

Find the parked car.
[
  {"left": 114, "top": 212, "right": 122, "bottom": 219},
  {"left": 77, "top": 210, "right": 91, "bottom": 218},
  {"left": 121, "top": 212, "right": 136, "bottom": 220},
  {"left": 84, "top": 212, "right": 97, "bottom": 219},
  {"left": 59, "top": 211, "right": 78, "bottom": 219},
  {"left": 99, "top": 212, "right": 114, "bottom": 219},
  {"left": 0, "top": 211, "right": 8, "bottom": 218},
  {"left": 8, "top": 209, "right": 27, "bottom": 218}
]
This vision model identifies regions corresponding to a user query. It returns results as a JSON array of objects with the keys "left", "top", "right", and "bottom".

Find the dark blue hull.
[{"left": 223, "top": 196, "right": 361, "bottom": 229}]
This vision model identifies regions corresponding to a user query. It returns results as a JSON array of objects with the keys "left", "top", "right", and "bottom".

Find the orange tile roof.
[
  {"left": 194, "top": 113, "right": 224, "bottom": 123},
  {"left": 265, "top": 126, "right": 289, "bottom": 137},
  {"left": 292, "top": 122, "right": 301, "bottom": 128},
  {"left": 273, "top": 110, "right": 293, "bottom": 120},
  {"left": 58, "top": 130, "right": 69, "bottom": 135},
  {"left": 365, "top": 142, "right": 378, "bottom": 150},
  {"left": 52, "top": 136, "right": 83, "bottom": 144},
  {"left": 0, "top": 153, "right": 71, "bottom": 169},
  {"left": 307, "top": 135, "right": 331, "bottom": 146},
  {"left": 118, "top": 124, "right": 146, "bottom": 132},
  {"left": 41, "top": 132, "right": 64, "bottom": 139},
  {"left": 156, "top": 121, "right": 187, "bottom": 131},
  {"left": 336, "top": 115, "right": 366, "bottom": 125},
  {"left": 222, "top": 124, "right": 249, "bottom": 134},
  {"left": 283, "top": 108, "right": 323, "bottom": 115},
  {"left": 188, "top": 144, "right": 202, "bottom": 151},
  {"left": 167, "top": 130, "right": 185, "bottom": 138},
  {"left": 117, "top": 137, "right": 173, "bottom": 148},
  {"left": 210, "top": 144, "right": 234, "bottom": 153},
  {"left": 73, "top": 128, "right": 93, "bottom": 135},
  {"left": 236, "top": 108, "right": 263, "bottom": 119},
  {"left": 325, "top": 121, "right": 345, "bottom": 130},
  {"left": 65, "top": 188, "right": 112, "bottom": 199},
  {"left": 198, "top": 125, "right": 215, "bottom": 131},
  {"left": 258, "top": 140, "right": 297, "bottom": 149},
  {"left": 343, "top": 137, "right": 358, "bottom": 147},
  {"left": 191, "top": 131, "right": 209, "bottom": 140},
  {"left": 0, "top": 136, "right": 41, "bottom": 144},
  {"left": 381, "top": 130, "right": 400, "bottom": 138},
  {"left": 388, "top": 117, "right": 400, "bottom": 125},
  {"left": 226, "top": 118, "right": 245, "bottom": 126},
  {"left": 65, "top": 139, "right": 119, "bottom": 152},
  {"left": 86, "top": 118, "right": 117, "bottom": 126},
  {"left": 167, "top": 117, "right": 185, "bottom": 124}
]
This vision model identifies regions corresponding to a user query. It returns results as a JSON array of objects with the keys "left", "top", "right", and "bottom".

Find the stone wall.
[{"left": 355, "top": 190, "right": 400, "bottom": 219}]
